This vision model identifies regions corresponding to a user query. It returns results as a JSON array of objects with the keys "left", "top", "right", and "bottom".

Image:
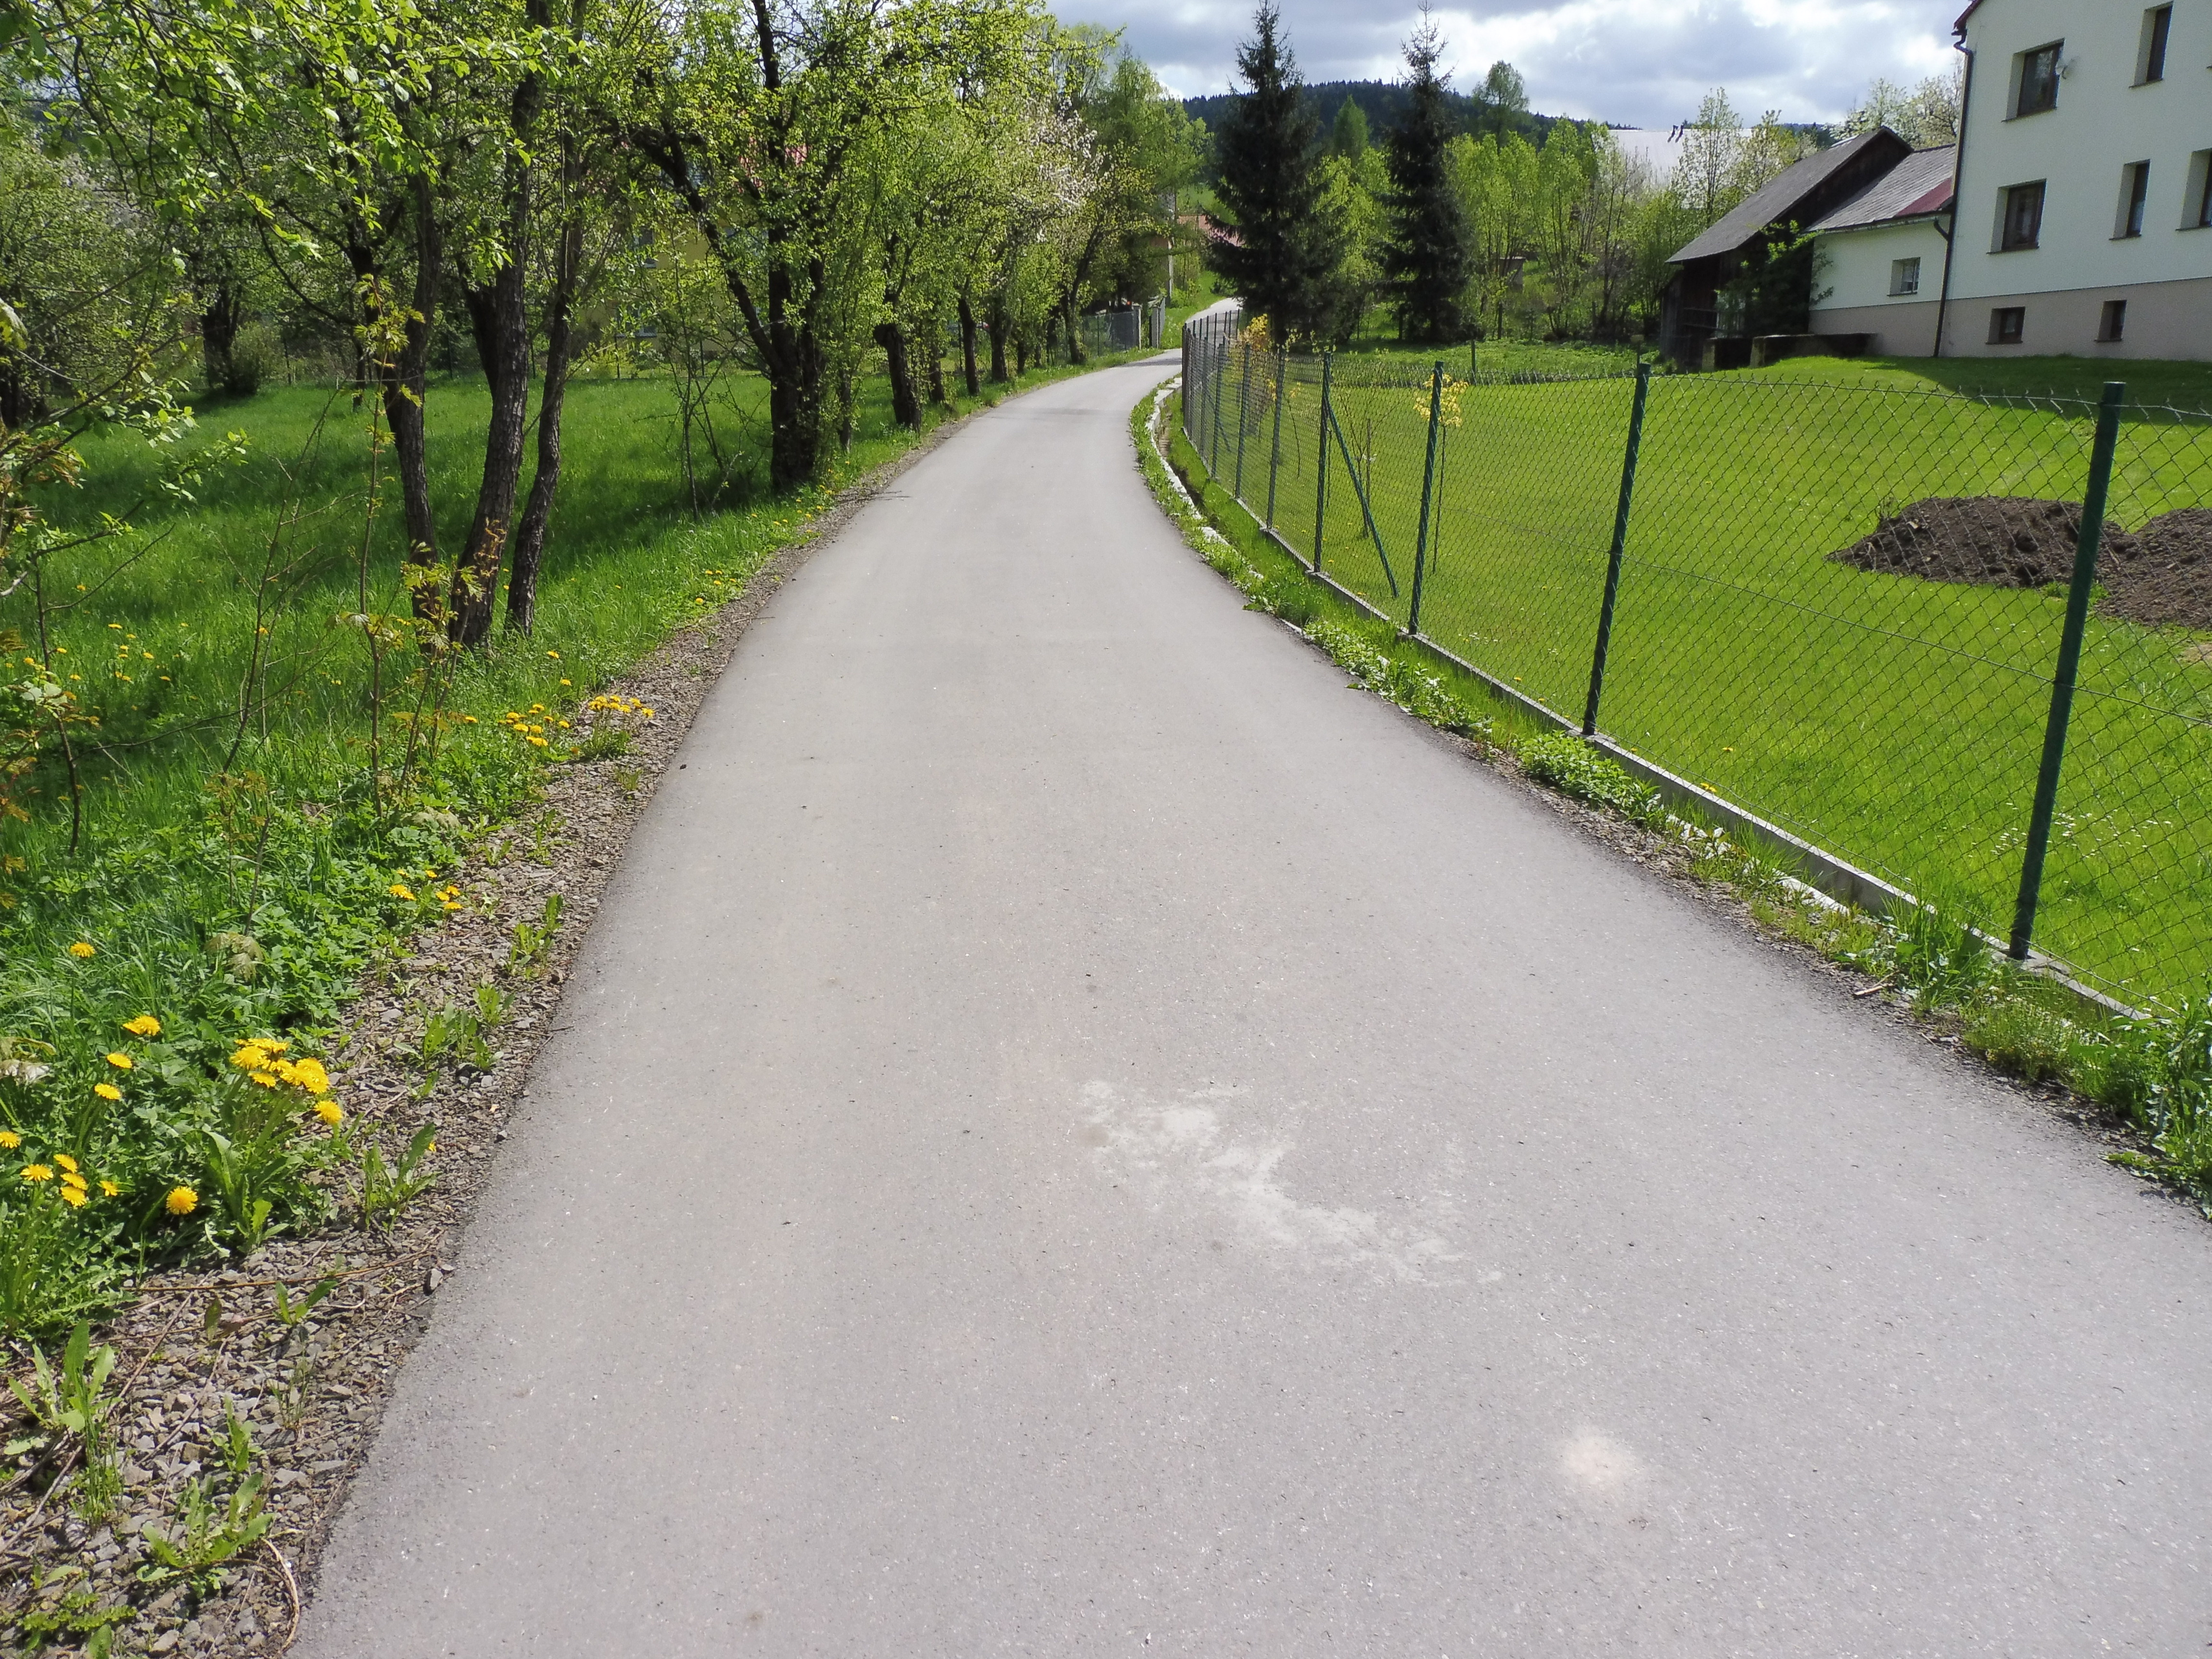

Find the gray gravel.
[{"left": 295, "top": 360, "right": 2212, "bottom": 1658}]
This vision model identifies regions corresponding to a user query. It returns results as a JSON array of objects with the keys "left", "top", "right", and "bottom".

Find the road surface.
[{"left": 297, "top": 359, "right": 2212, "bottom": 1657}]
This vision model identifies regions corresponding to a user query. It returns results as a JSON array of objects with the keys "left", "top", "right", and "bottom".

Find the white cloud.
[{"left": 1058, "top": 0, "right": 1963, "bottom": 130}]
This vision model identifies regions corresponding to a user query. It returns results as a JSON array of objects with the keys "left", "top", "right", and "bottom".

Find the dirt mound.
[
  {"left": 2104, "top": 507, "right": 2212, "bottom": 631},
  {"left": 1832, "top": 497, "right": 2212, "bottom": 632},
  {"left": 1831, "top": 496, "right": 2139, "bottom": 589}
]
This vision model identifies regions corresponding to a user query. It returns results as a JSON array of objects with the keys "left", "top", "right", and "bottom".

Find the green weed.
[
  {"left": 358, "top": 1122, "right": 437, "bottom": 1231},
  {"left": 1520, "top": 732, "right": 1666, "bottom": 826},
  {"left": 138, "top": 1469, "right": 271, "bottom": 1597}
]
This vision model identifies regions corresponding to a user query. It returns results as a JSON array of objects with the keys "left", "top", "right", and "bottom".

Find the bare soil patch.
[{"left": 1830, "top": 496, "right": 2212, "bottom": 631}]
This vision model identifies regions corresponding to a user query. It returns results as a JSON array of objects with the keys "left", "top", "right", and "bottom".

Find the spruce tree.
[
  {"left": 1329, "top": 99, "right": 1370, "bottom": 161},
  {"left": 1211, "top": 4, "right": 1332, "bottom": 339},
  {"left": 1381, "top": 18, "right": 1472, "bottom": 342}
]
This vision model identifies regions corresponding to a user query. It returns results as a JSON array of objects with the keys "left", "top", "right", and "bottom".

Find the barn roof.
[
  {"left": 1809, "top": 146, "right": 1958, "bottom": 232},
  {"left": 1668, "top": 131, "right": 1905, "bottom": 265}
]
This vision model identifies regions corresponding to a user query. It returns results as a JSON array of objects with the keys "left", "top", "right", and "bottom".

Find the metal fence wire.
[{"left": 1178, "top": 309, "right": 2212, "bottom": 1010}]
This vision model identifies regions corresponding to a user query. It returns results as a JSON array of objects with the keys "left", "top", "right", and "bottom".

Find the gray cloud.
[{"left": 1056, "top": 0, "right": 1962, "bottom": 130}]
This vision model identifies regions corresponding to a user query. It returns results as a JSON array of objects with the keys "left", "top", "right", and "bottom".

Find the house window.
[
  {"left": 2200, "top": 155, "right": 2212, "bottom": 228},
  {"left": 2117, "top": 162, "right": 2151, "bottom": 238},
  {"left": 1990, "top": 307, "right": 2026, "bottom": 345},
  {"left": 2098, "top": 301, "right": 2128, "bottom": 342},
  {"left": 1889, "top": 257, "right": 1922, "bottom": 296},
  {"left": 2138, "top": 5, "right": 2173, "bottom": 83},
  {"left": 1999, "top": 181, "right": 2046, "bottom": 250},
  {"left": 2013, "top": 42, "right": 2062, "bottom": 116}
]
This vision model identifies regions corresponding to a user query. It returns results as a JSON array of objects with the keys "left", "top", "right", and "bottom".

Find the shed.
[{"left": 1660, "top": 129, "right": 1914, "bottom": 366}]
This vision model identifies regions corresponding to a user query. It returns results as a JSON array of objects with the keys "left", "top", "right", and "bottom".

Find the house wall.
[
  {"left": 1937, "top": 272, "right": 2212, "bottom": 359},
  {"left": 1948, "top": 0, "right": 2212, "bottom": 358},
  {"left": 1811, "top": 220, "right": 1951, "bottom": 353}
]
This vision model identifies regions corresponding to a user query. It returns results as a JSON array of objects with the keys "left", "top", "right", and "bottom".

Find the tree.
[
  {"left": 1379, "top": 14, "right": 1470, "bottom": 342},
  {"left": 1843, "top": 65, "right": 1962, "bottom": 148},
  {"left": 1674, "top": 89, "right": 1744, "bottom": 226},
  {"left": 1209, "top": 3, "right": 1333, "bottom": 340},
  {"left": 1329, "top": 98, "right": 1369, "bottom": 161},
  {"left": 1476, "top": 60, "right": 1527, "bottom": 139}
]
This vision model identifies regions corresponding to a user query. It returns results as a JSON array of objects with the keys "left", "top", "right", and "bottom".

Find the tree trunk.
[
  {"left": 355, "top": 181, "right": 444, "bottom": 628},
  {"left": 506, "top": 196, "right": 584, "bottom": 636},
  {"left": 875, "top": 320, "right": 921, "bottom": 429},
  {"left": 957, "top": 295, "right": 981, "bottom": 396},
  {"left": 201, "top": 285, "right": 244, "bottom": 394},
  {"left": 926, "top": 319, "right": 948, "bottom": 406},
  {"left": 986, "top": 299, "right": 1009, "bottom": 383},
  {"left": 451, "top": 40, "right": 546, "bottom": 647}
]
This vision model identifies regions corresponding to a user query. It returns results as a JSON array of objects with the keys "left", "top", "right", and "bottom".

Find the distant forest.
[{"left": 1182, "top": 79, "right": 1560, "bottom": 163}]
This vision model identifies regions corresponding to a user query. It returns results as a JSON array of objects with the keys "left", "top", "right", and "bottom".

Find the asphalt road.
[{"left": 297, "top": 360, "right": 2212, "bottom": 1657}]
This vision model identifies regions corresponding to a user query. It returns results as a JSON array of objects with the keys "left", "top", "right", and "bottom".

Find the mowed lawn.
[{"left": 1191, "top": 348, "right": 2212, "bottom": 1004}]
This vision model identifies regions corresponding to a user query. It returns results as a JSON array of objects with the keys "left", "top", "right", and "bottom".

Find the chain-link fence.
[{"left": 1180, "top": 308, "right": 2212, "bottom": 1010}]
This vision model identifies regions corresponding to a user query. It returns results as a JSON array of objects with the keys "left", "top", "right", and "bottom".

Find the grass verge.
[{"left": 1137, "top": 375, "right": 2212, "bottom": 1219}]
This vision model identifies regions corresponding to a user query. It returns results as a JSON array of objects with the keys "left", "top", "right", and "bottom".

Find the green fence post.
[
  {"left": 1407, "top": 361, "right": 1445, "bottom": 637},
  {"left": 1209, "top": 327, "right": 1227, "bottom": 475},
  {"left": 1581, "top": 361, "right": 1654, "bottom": 737},
  {"left": 1234, "top": 343, "right": 1253, "bottom": 500},
  {"left": 2009, "top": 381, "right": 2126, "bottom": 961},
  {"left": 1312, "top": 353, "right": 1332, "bottom": 574},
  {"left": 1265, "top": 347, "right": 1286, "bottom": 531}
]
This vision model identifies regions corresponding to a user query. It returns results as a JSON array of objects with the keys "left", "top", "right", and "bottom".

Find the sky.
[{"left": 1053, "top": 0, "right": 1965, "bottom": 132}]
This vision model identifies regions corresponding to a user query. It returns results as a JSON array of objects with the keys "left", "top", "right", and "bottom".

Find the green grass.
[{"left": 1186, "top": 344, "right": 2212, "bottom": 1005}]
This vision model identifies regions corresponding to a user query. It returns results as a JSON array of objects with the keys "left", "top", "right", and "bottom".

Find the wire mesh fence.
[{"left": 1180, "top": 308, "right": 2212, "bottom": 1010}]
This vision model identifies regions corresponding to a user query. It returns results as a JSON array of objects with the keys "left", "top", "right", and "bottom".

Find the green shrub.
[
  {"left": 219, "top": 324, "right": 282, "bottom": 397},
  {"left": 1520, "top": 731, "right": 1664, "bottom": 824}
]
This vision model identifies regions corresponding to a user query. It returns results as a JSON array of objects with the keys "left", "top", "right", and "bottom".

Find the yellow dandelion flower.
[
  {"left": 60, "top": 1171, "right": 86, "bottom": 1192},
  {"left": 285, "top": 1057, "right": 331, "bottom": 1095},
  {"left": 122, "top": 1014, "right": 161, "bottom": 1037},
  {"left": 69, "top": 941, "right": 95, "bottom": 958},
  {"left": 95, "top": 1082, "right": 122, "bottom": 1102},
  {"left": 99, "top": 1179, "right": 120, "bottom": 1197},
  {"left": 0, "top": 1131, "right": 18, "bottom": 1150},
  {"left": 390, "top": 884, "right": 417, "bottom": 902},
  {"left": 53, "top": 1153, "right": 77, "bottom": 1173},
  {"left": 58, "top": 1185, "right": 86, "bottom": 1208},
  {"left": 104, "top": 1052, "right": 133, "bottom": 1070},
  {"left": 21, "top": 1164, "right": 53, "bottom": 1182},
  {"left": 165, "top": 1186, "right": 198, "bottom": 1215},
  {"left": 230, "top": 1043, "right": 271, "bottom": 1070},
  {"left": 313, "top": 1100, "right": 344, "bottom": 1127},
  {"left": 249, "top": 1070, "right": 279, "bottom": 1088},
  {"left": 528, "top": 736, "right": 548, "bottom": 748}
]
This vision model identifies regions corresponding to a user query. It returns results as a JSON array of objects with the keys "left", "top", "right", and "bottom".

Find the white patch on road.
[
  {"left": 1082, "top": 1080, "right": 1461, "bottom": 1284},
  {"left": 1561, "top": 1430, "right": 1644, "bottom": 1497}
]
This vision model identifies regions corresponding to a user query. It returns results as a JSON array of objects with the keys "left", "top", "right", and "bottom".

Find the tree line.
[
  {"left": 0, "top": 0, "right": 1204, "bottom": 652},
  {"left": 1205, "top": 3, "right": 1960, "bottom": 349}
]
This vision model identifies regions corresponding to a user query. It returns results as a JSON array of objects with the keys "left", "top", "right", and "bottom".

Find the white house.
[
  {"left": 1805, "top": 147, "right": 1957, "bottom": 355},
  {"left": 1939, "top": 0, "right": 2210, "bottom": 358},
  {"left": 1806, "top": 0, "right": 2210, "bottom": 361}
]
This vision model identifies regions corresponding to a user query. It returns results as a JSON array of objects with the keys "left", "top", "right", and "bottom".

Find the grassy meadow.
[{"left": 1189, "top": 342, "right": 2212, "bottom": 1003}]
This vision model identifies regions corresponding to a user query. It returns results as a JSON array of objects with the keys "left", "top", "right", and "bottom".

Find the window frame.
[
  {"left": 1989, "top": 306, "right": 2027, "bottom": 346},
  {"left": 1889, "top": 256, "right": 1922, "bottom": 297},
  {"left": 2012, "top": 42, "right": 2063, "bottom": 117},
  {"left": 2096, "top": 300, "right": 2128, "bottom": 343},
  {"left": 1997, "top": 180, "right": 2047, "bottom": 252},
  {"left": 2116, "top": 161, "right": 2151, "bottom": 239},
  {"left": 2137, "top": 5, "right": 2173, "bottom": 84}
]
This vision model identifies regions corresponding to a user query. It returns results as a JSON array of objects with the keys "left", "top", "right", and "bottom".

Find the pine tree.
[
  {"left": 1380, "top": 18, "right": 1472, "bottom": 342},
  {"left": 1211, "top": 4, "right": 1333, "bottom": 339}
]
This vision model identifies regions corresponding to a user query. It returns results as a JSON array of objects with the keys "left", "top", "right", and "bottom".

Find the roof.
[
  {"left": 1667, "top": 131, "right": 1903, "bottom": 265},
  {"left": 1808, "top": 146, "right": 1957, "bottom": 233}
]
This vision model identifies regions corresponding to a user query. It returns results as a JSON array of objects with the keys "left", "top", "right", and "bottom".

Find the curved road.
[{"left": 299, "top": 361, "right": 2212, "bottom": 1657}]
